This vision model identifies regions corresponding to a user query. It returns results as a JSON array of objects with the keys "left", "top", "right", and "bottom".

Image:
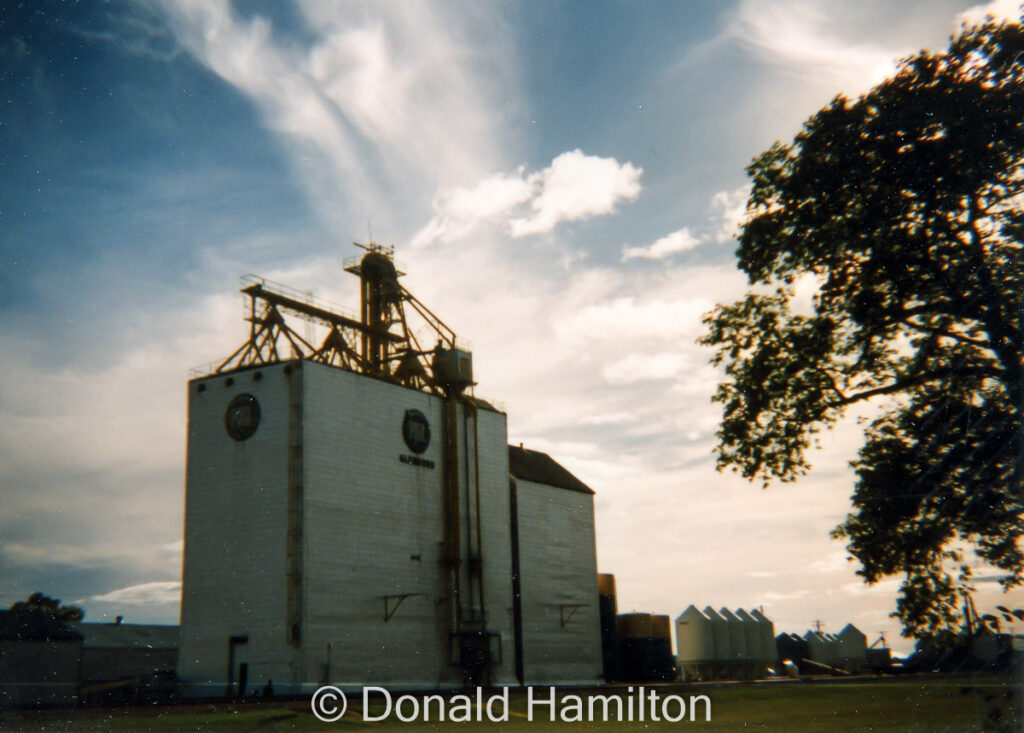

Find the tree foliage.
[
  {"left": 10, "top": 591, "right": 85, "bottom": 623},
  {"left": 701, "top": 19, "right": 1024, "bottom": 639}
]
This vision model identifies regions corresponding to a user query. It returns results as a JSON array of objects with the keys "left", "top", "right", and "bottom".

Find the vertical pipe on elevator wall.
[
  {"left": 473, "top": 407, "right": 485, "bottom": 622},
  {"left": 508, "top": 477, "right": 524, "bottom": 685},
  {"left": 462, "top": 401, "right": 474, "bottom": 623},
  {"left": 443, "top": 398, "right": 462, "bottom": 634},
  {"left": 471, "top": 402, "right": 485, "bottom": 623}
]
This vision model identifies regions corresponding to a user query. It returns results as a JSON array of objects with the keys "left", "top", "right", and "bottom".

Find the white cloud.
[
  {"left": 410, "top": 168, "right": 537, "bottom": 247},
  {"left": 621, "top": 227, "right": 701, "bottom": 262},
  {"left": 840, "top": 578, "right": 901, "bottom": 598},
  {"left": 620, "top": 186, "right": 751, "bottom": 262},
  {"left": 555, "top": 296, "right": 715, "bottom": 344},
  {"left": 958, "top": 0, "right": 1022, "bottom": 26},
  {"left": 579, "top": 412, "right": 640, "bottom": 426},
  {"left": 810, "top": 550, "right": 853, "bottom": 575},
  {"left": 602, "top": 352, "right": 690, "bottom": 385},
  {"left": 161, "top": 540, "right": 184, "bottom": 555},
  {"left": 730, "top": 0, "right": 905, "bottom": 95},
  {"left": 413, "top": 150, "right": 643, "bottom": 246},
  {"left": 710, "top": 185, "right": 752, "bottom": 243},
  {"left": 156, "top": 0, "right": 511, "bottom": 228},
  {"left": 89, "top": 581, "right": 182, "bottom": 606},
  {"left": 760, "top": 590, "right": 811, "bottom": 603},
  {"left": 509, "top": 150, "right": 642, "bottom": 237}
]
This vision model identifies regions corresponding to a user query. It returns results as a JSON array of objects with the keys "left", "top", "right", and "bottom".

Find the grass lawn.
[{"left": 0, "top": 675, "right": 1019, "bottom": 732}]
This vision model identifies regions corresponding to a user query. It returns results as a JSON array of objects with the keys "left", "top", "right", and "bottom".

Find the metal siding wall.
[
  {"left": 300, "top": 363, "right": 515, "bottom": 689},
  {"left": 301, "top": 363, "right": 446, "bottom": 688},
  {"left": 515, "top": 480, "right": 602, "bottom": 684},
  {"left": 178, "top": 364, "right": 298, "bottom": 695},
  {"left": 467, "top": 406, "right": 517, "bottom": 686},
  {"left": 182, "top": 360, "right": 521, "bottom": 692}
]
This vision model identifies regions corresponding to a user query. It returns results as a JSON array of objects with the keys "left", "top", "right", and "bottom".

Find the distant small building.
[
  {"left": 775, "top": 632, "right": 808, "bottom": 670},
  {"left": 804, "top": 630, "right": 841, "bottom": 670},
  {"left": 0, "top": 610, "right": 82, "bottom": 706},
  {"left": 72, "top": 622, "right": 179, "bottom": 686},
  {"left": 836, "top": 623, "right": 867, "bottom": 672}
]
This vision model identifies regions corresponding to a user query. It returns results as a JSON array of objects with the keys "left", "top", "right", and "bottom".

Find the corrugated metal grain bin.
[
  {"left": 805, "top": 631, "right": 841, "bottom": 668},
  {"left": 703, "top": 606, "right": 732, "bottom": 663},
  {"left": 751, "top": 608, "right": 776, "bottom": 664},
  {"left": 675, "top": 606, "right": 715, "bottom": 681},
  {"left": 836, "top": 624, "right": 867, "bottom": 672},
  {"left": 676, "top": 606, "right": 715, "bottom": 662},
  {"left": 720, "top": 608, "right": 748, "bottom": 661},
  {"left": 735, "top": 609, "right": 762, "bottom": 664}
]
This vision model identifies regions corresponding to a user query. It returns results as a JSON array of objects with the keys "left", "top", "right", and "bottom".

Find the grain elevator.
[{"left": 177, "top": 245, "right": 602, "bottom": 695}]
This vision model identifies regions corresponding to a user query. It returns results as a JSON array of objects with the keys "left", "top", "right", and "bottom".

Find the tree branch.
[{"left": 828, "top": 365, "right": 1004, "bottom": 408}]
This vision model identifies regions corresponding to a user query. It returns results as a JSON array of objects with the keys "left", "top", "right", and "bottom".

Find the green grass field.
[{"left": 1, "top": 675, "right": 1020, "bottom": 732}]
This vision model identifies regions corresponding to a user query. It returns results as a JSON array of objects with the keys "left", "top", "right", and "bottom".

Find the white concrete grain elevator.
[{"left": 177, "top": 244, "right": 602, "bottom": 695}]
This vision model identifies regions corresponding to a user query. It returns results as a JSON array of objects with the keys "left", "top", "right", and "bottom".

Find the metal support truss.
[{"left": 210, "top": 244, "right": 474, "bottom": 399}]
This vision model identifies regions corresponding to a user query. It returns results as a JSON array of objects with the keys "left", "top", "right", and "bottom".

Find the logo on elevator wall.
[
  {"left": 402, "top": 409, "right": 431, "bottom": 454},
  {"left": 225, "top": 393, "right": 260, "bottom": 441}
]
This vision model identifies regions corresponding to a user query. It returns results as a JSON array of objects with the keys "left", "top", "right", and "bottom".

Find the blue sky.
[{"left": 2, "top": 0, "right": 1021, "bottom": 652}]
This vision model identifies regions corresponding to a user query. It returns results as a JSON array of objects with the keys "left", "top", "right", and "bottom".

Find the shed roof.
[
  {"left": 71, "top": 623, "right": 179, "bottom": 650},
  {"left": 508, "top": 445, "right": 594, "bottom": 495},
  {"left": 0, "top": 609, "right": 83, "bottom": 642}
]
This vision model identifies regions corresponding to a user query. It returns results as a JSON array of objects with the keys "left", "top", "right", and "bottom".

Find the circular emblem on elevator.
[
  {"left": 402, "top": 409, "right": 431, "bottom": 454},
  {"left": 225, "top": 393, "right": 261, "bottom": 441}
]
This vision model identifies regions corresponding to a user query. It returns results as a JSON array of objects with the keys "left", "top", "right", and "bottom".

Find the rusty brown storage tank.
[
  {"left": 617, "top": 613, "right": 676, "bottom": 682},
  {"left": 598, "top": 574, "right": 619, "bottom": 682},
  {"left": 651, "top": 614, "right": 677, "bottom": 681}
]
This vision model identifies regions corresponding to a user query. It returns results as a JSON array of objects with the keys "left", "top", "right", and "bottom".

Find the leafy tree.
[
  {"left": 701, "top": 19, "right": 1024, "bottom": 639},
  {"left": 10, "top": 591, "right": 85, "bottom": 623}
]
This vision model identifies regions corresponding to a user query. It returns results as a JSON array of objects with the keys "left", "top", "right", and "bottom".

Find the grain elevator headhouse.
[{"left": 179, "top": 244, "right": 602, "bottom": 696}]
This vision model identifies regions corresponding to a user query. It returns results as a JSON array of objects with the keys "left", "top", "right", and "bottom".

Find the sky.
[{"left": 2, "top": 0, "right": 1022, "bottom": 655}]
